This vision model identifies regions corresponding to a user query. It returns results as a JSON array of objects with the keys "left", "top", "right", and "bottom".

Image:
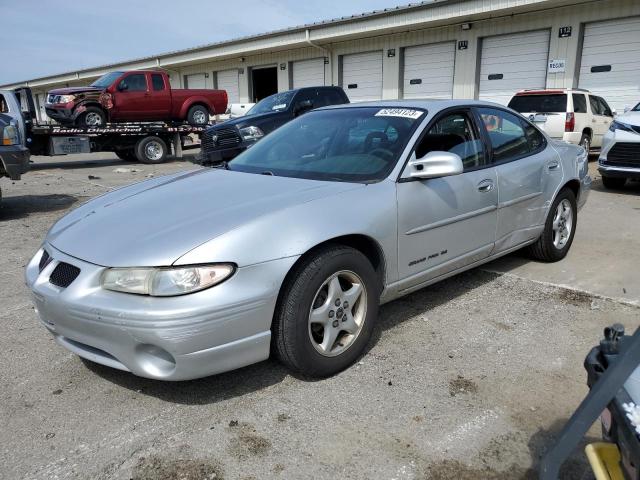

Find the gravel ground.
[{"left": 1, "top": 154, "right": 639, "bottom": 479}]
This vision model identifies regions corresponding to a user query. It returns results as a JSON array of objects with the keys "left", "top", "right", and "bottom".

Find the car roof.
[{"left": 317, "top": 98, "right": 508, "bottom": 111}]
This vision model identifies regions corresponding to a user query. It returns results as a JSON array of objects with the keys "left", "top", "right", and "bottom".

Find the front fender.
[{"left": 174, "top": 179, "right": 399, "bottom": 284}]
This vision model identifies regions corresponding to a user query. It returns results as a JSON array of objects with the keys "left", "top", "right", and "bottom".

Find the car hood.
[
  {"left": 48, "top": 86, "right": 102, "bottom": 96},
  {"left": 617, "top": 111, "right": 640, "bottom": 127},
  {"left": 212, "top": 111, "right": 282, "bottom": 129},
  {"left": 47, "top": 168, "right": 361, "bottom": 267}
]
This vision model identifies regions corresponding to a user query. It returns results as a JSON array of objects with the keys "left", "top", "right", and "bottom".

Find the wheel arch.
[
  {"left": 273, "top": 234, "right": 387, "bottom": 322},
  {"left": 181, "top": 99, "right": 214, "bottom": 118},
  {"left": 561, "top": 179, "right": 581, "bottom": 202}
]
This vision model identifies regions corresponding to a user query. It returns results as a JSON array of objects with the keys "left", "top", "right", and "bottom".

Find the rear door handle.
[
  {"left": 477, "top": 179, "right": 494, "bottom": 192},
  {"left": 547, "top": 162, "right": 560, "bottom": 170}
]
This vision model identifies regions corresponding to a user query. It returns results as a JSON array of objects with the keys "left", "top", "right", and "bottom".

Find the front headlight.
[
  {"left": 2, "top": 124, "right": 19, "bottom": 145},
  {"left": 238, "top": 125, "right": 264, "bottom": 141},
  {"left": 101, "top": 264, "right": 235, "bottom": 296},
  {"left": 57, "top": 95, "right": 76, "bottom": 104},
  {"left": 609, "top": 120, "right": 634, "bottom": 132}
]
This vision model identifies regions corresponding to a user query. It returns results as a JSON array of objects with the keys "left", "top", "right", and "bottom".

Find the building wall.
[{"left": 25, "top": 0, "right": 640, "bottom": 120}]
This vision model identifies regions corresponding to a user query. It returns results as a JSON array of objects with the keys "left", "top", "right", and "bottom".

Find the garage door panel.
[
  {"left": 342, "top": 51, "right": 383, "bottom": 102},
  {"left": 402, "top": 42, "right": 455, "bottom": 100},
  {"left": 185, "top": 73, "right": 206, "bottom": 89},
  {"left": 292, "top": 58, "right": 325, "bottom": 88},
  {"left": 217, "top": 69, "right": 239, "bottom": 104},
  {"left": 579, "top": 17, "right": 640, "bottom": 112},
  {"left": 479, "top": 30, "right": 550, "bottom": 105}
]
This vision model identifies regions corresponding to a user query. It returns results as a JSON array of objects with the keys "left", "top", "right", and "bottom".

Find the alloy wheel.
[
  {"left": 552, "top": 198, "right": 573, "bottom": 249},
  {"left": 308, "top": 270, "right": 367, "bottom": 357}
]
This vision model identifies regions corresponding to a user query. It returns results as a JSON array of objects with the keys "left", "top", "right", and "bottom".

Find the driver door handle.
[{"left": 477, "top": 179, "right": 494, "bottom": 192}]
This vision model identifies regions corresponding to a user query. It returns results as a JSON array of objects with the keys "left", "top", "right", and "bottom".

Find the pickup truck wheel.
[
  {"left": 135, "top": 136, "right": 168, "bottom": 164},
  {"left": 272, "top": 245, "right": 379, "bottom": 377},
  {"left": 526, "top": 188, "right": 577, "bottom": 262},
  {"left": 187, "top": 105, "right": 209, "bottom": 125},
  {"left": 601, "top": 176, "right": 626, "bottom": 189},
  {"left": 76, "top": 107, "right": 106, "bottom": 127}
]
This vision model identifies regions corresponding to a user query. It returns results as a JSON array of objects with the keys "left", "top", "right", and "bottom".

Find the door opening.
[{"left": 251, "top": 66, "right": 278, "bottom": 102}]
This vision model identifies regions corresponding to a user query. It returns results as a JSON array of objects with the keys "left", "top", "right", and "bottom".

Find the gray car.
[{"left": 25, "top": 100, "right": 591, "bottom": 381}]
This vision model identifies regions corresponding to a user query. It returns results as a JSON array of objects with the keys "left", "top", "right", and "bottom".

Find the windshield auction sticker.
[{"left": 375, "top": 108, "right": 424, "bottom": 119}]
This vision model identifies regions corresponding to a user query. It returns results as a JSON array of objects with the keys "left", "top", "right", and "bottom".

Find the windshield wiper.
[
  {"left": 214, "top": 160, "right": 229, "bottom": 170},
  {"left": 261, "top": 170, "right": 274, "bottom": 176}
]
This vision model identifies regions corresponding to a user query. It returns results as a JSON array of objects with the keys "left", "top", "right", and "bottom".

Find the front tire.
[
  {"left": 76, "top": 107, "right": 106, "bottom": 127},
  {"left": 273, "top": 245, "right": 379, "bottom": 377},
  {"left": 601, "top": 175, "right": 626, "bottom": 189},
  {"left": 187, "top": 105, "right": 210, "bottom": 125},
  {"left": 527, "top": 188, "right": 577, "bottom": 262}
]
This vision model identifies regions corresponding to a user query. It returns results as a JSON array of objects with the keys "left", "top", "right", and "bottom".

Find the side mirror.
[
  {"left": 294, "top": 100, "right": 313, "bottom": 115},
  {"left": 611, "top": 109, "right": 617, "bottom": 117},
  {"left": 407, "top": 151, "right": 463, "bottom": 179}
]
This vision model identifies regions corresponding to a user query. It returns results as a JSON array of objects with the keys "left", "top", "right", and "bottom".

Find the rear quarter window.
[
  {"left": 572, "top": 94, "right": 587, "bottom": 113},
  {"left": 508, "top": 94, "right": 567, "bottom": 113}
]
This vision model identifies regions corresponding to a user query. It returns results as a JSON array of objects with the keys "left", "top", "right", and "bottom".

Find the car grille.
[
  {"left": 605, "top": 142, "right": 640, "bottom": 168},
  {"left": 49, "top": 262, "right": 81, "bottom": 288},
  {"left": 202, "top": 127, "right": 241, "bottom": 153},
  {"left": 39, "top": 250, "right": 51, "bottom": 272}
]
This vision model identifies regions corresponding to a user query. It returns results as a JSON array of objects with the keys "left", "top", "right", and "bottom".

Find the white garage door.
[
  {"left": 579, "top": 17, "right": 640, "bottom": 113},
  {"left": 341, "top": 51, "right": 383, "bottom": 102},
  {"left": 479, "top": 30, "right": 550, "bottom": 105},
  {"left": 292, "top": 58, "right": 325, "bottom": 88},
  {"left": 217, "top": 69, "right": 240, "bottom": 104},
  {"left": 403, "top": 42, "right": 455, "bottom": 99},
  {"left": 185, "top": 73, "right": 206, "bottom": 89}
]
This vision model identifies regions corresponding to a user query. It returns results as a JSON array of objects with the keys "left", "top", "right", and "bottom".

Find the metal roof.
[{"left": 2, "top": 0, "right": 451, "bottom": 87}]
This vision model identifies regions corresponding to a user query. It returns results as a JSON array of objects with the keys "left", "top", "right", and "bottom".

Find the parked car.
[
  {"left": 226, "top": 103, "right": 256, "bottom": 119},
  {"left": 508, "top": 89, "right": 615, "bottom": 152},
  {"left": 25, "top": 100, "right": 590, "bottom": 381},
  {"left": 0, "top": 113, "right": 30, "bottom": 206},
  {"left": 598, "top": 101, "right": 640, "bottom": 189},
  {"left": 45, "top": 70, "right": 227, "bottom": 127},
  {"left": 199, "top": 86, "right": 349, "bottom": 164}
]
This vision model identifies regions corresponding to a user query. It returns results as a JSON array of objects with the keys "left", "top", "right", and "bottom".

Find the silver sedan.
[{"left": 25, "top": 100, "right": 591, "bottom": 380}]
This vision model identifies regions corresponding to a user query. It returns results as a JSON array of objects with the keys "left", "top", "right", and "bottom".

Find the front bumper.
[
  {"left": 25, "top": 244, "right": 298, "bottom": 380},
  {"left": 598, "top": 128, "right": 640, "bottom": 179},
  {"left": 45, "top": 104, "right": 77, "bottom": 124},
  {"left": 0, "top": 145, "right": 30, "bottom": 180}
]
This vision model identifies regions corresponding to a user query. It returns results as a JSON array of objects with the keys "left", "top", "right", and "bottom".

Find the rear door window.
[
  {"left": 589, "top": 96, "right": 603, "bottom": 115},
  {"left": 572, "top": 94, "right": 587, "bottom": 113},
  {"left": 478, "top": 107, "right": 530, "bottom": 163},
  {"left": 151, "top": 74, "right": 165, "bottom": 91},
  {"left": 507, "top": 94, "right": 567, "bottom": 113}
]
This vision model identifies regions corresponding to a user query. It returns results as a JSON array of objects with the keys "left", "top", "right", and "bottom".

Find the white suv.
[{"left": 508, "top": 89, "right": 615, "bottom": 152}]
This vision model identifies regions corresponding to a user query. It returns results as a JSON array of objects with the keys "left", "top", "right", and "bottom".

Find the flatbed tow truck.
[{"left": 3, "top": 86, "right": 207, "bottom": 164}]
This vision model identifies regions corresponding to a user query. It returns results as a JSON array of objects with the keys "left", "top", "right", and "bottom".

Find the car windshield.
[
  {"left": 508, "top": 94, "right": 567, "bottom": 113},
  {"left": 246, "top": 91, "right": 296, "bottom": 115},
  {"left": 228, "top": 107, "right": 426, "bottom": 183},
  {"left": 91, "top": 71, "right": 124, "bottom": 88}
]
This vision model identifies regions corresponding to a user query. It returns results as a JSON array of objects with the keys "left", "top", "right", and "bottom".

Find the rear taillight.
[
  {"left": 100, "top": 92, "right": 113, "bottom": 110},
  {"left": 565, "top": 112, "right": 575, "bottom": 132}
]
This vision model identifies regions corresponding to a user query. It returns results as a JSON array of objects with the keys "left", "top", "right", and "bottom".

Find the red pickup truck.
[{"left": 45, "top": 70, "right": 227, "bottom": 127}]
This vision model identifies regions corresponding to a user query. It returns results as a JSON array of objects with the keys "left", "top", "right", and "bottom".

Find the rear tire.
[
  {"left": 527, "top": 188, "right": 577, "bottom": 262},
  {"left": 272, "top": 245, "right": 379, "bottom": 377},
  {"left": 601, "top": 175, "right": 626, "bottom": 190},
  {"left": 187, "top": 105, "right": 210, "bottom": 126},
  {"left": 135, "top": 136, "right": 168, "bottom": 164},
  {"left": 76, "top": 107, "right": 106, "bottom": 127},
  {"left": 579, "top": 133, "right": 591, "bottom": 153}
]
